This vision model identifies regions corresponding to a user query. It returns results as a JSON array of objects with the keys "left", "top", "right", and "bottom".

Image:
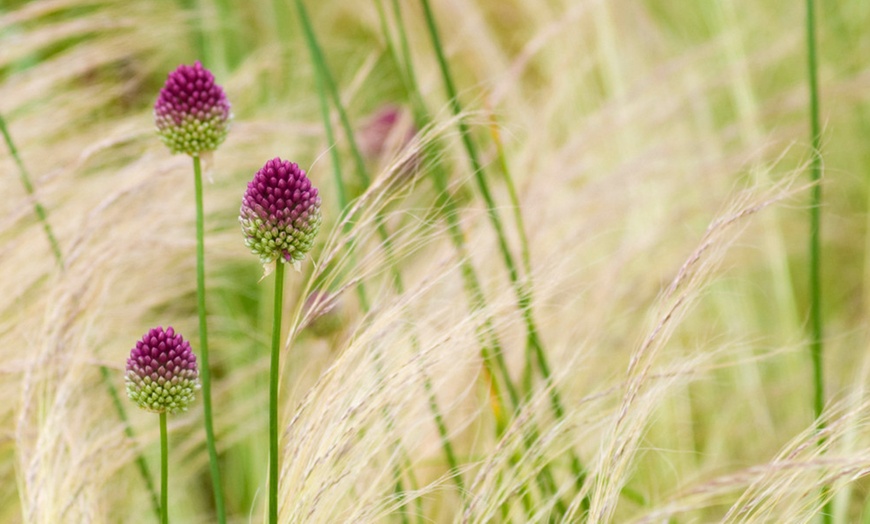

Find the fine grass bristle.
[{"left": 3, "top": 1, "right": 870, "bottom": 522}]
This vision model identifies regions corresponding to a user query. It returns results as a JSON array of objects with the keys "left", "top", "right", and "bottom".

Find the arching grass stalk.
[
  {"left": 415, "top": 0, "right": 589, "bottom": 505},
  {"left": 268, "top": 262, "right": 285, "bottom": 524},
  {"left": 0, "top": 113, "right": 63, "bottom": 266},
  {"left": 2, "top": 112, "right": 163, "bottom": 517},
  {"left": 486, "top": 110, "right": 536, "bottom": 392},
  {"left": 155, "top": 61, "right": 232, "bottom": 523},
  {"left": 805, "top": 0, "right": 828, "bottom": 520},
  {"left": 101, "top": 366, "right": 161, "bottom": 518},
  {"left": 314, "top": 53, "right": 430, "bottom": 524},
  {"left": 373, "top": 0, "right": 574, "bottom": 513},
  {"left": 292, "top": 0, "right": 464, "bottom": 505}
]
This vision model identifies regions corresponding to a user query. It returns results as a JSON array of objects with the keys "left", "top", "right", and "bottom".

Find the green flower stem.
[
  {"left": 192, "top": 155, "right": 227, "bottom": 524},
  {"left": 160, "top": 411, "right": 169, "bottom": 524},
  {"left": 269, "top": 261, "right": 286, "bottom": 524},
  {"left": 0, "top": 113, "right": 63, "bottom": 267},
  {"left": 805, "top": 0, "right": 828, "bottom": 521}
]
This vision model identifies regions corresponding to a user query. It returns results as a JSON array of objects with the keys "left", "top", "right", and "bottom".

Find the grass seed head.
[{"left": 154, "top": 61, "right": 232, "bottom": 156}]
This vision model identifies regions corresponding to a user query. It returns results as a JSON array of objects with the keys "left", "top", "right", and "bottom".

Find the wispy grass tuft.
[{"left": 3, "top": 1, "right": 870, "bottom": 522}]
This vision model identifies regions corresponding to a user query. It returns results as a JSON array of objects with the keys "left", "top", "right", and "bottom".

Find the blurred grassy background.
[{"left": 2, "top": 0, "right": 870, "bottom": 522}]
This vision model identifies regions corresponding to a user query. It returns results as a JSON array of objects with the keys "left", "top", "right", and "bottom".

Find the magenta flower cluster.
[
  {"left": 125, "top": 326, "right": 200, "bottom": 414},
  {"left": 239, "top": 157, "right": 323, "bottom": 266},
  {"left": 154, "top": 61, "right": 231, "bottom": 156}
]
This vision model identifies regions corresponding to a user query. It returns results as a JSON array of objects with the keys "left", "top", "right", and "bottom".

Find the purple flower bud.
[
  {"left": 154, "top": 61, "right": 231, "bottom": 156},
  {"left": 358, "top": 104, "right": 416, "bottom": 160},
  {"left": 125, "top": 326, "right": 200, "bottom": 414},
  {"left": 240, "top": 158, "right": 322, "bottom": 266}
]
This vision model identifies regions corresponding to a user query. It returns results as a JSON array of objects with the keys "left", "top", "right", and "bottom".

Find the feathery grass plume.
[
  {"left": 241, "top": 156, "right": 321, "bottom": 523},
  {"left": 154, "top": 61, "right": 232, "bottom": 157},
  {"left": 126, "top": 326, "right": 200, "bottom": 524},
  {"left": 240, "top": 157, "right": 323, "bottom": 269},
  {"left": 126, "top": 326, "right": 200, "bottom": 414},
  {"left": 154, "top": 59, "right": 230, "bottom": 523}
]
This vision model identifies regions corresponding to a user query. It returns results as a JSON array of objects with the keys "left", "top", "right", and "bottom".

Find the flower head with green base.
[
  {"left": 240, "top": 157, "right": 322, "bottom": 269},
  {"left": 154, "top": 61, "right": 231, "bottom": 156},
  {"left": 126, "top": 326, "right": 200, "bottom": 414}
]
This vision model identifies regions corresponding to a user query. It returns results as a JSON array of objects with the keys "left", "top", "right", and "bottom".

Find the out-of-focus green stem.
[
  {"left": 805, "top": 0, "right": 828, "bottom": 521},
  {"left": 294, "top": 0, "right": 462, "bottom": 503},
  {"left": 0, "top": 113, "right": 63, "bottom": 266},
  {"left": 193, "top": 155, "right": 226, "bottom": 524},
  {"left": 101, "top": 366, "right": 161, "bottom": 518},
  {"left": 160, "top": 411, "right": 169, "bottom": 524},
  {"left": 269, "top": 261, "right": 285, "bottom": 524},
  {"left": 3, "top": 112, "right": 163, "bottom": 517},
  {"left": 417, "top": 0, "right": 587, "bottom": 507},
  {"left": 487, "top": 112, "right": 536, "bottom": 393}
]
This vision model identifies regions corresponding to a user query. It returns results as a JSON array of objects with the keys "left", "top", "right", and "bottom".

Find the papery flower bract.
[
  {"left": 126, "top": 326, "right": 200, "bottom": 414},
  {"left": 239, "top": 157, "right": 322, "bottom": 267},
  {"left": 154, "top": 61, "right": 231, "bottom": 156}
]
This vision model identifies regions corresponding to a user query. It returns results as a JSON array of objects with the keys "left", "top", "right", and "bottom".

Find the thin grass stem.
[
  {"left": 805, "top": 0, "right": 828, "bottom": 521},
  {"left": 269, "top": 261, "right": 285, "bottom": 524},
  {"left": 159, "top": 411, "right": 169, "bottom": 524},
  {"left": 294, "top": 0, "right": 463, "bottom": 503},
  {"left": 487, "top": 111, "right": 535, "bottom": 393},
  {"left": 3, "top": 111, "right": 163, "bottom": 518},
  {"left": 0, "top": 113, "right": 63, "bottom": 267},
  {"left": 414, "top": 0, "right": 589, "bottom": 510},
  {"left": 101, "top": 366, "right": 161, "bottom": 518},
  {"left": 193, "top": 155, "right": 227, "bottom": 524}
]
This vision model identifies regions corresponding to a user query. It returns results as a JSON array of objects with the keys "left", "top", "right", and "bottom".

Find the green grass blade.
[
  {"left": 0, "top": 113, "right": 63, "bottom": 267},
  {"left": 805, "top": 0, "right": 828, "bottom": 521}
]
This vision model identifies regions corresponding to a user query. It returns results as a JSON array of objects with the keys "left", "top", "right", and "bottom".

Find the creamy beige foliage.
[{"left": 1, "top": 0, "right": 869, "bottom": 522}]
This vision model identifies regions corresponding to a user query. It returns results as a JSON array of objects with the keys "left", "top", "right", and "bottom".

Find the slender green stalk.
[
  {"left": 805, "top": 0, "right": 828, "bottom": 521},
  {"left": 805, "top": 0, "right": 824, "bottom": 429},
  {"left": 160, "top": 411, "right": 169, "bottom": 524},
  {"left": 192, "top": 155, "right": 227, "bottom": 524},
  {"left": 269, "top": 261, "right": 286, "bottom": 524},
  {"left": 0, "top": 113, "right": 63, "bottom": 266},
  {"left": 488, "top": 113, "right": 535, "bottom": 393}
]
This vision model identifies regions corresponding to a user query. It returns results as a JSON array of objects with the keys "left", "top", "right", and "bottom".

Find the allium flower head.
[
  {"left": 126, "top": 326, "right": 200, "bottom": 414},
  {"left": 240, "top": 157, "right": 322, "bottom": 267},
  {"left": 154, "top": 61, "right": 231, "bottom": 156}
]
